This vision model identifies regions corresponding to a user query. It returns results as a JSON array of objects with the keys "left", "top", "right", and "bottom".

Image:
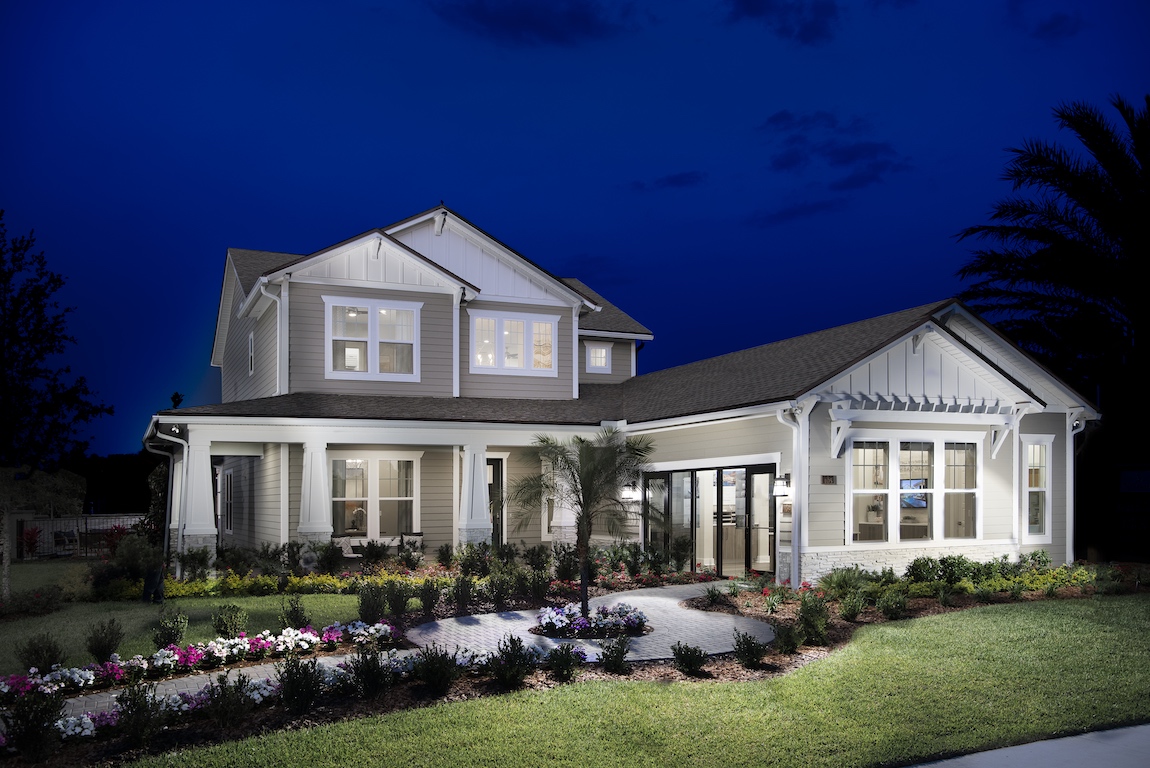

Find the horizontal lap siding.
[
  {"left": 807, "top": 405, "right": 844, "bottom": 547},
  {"left": 253, "top": 445, "right": 282, "bottom": 547},
  {"left": 289, "top": 283, "right": 453, "bottom": 396},
  {"left": 1021, "top": 412, "right": 1068, "bottom": 562},
  {"left": 578, "top": 339, "right": 634, "bottom": 384},
  {"left": 419, "top": 448, "right": 454, "bottom": 552},
  {"left": 503, "top": 447, "right": 543, "bottom": 544},
  {"left": 643, "top": 417, "right": 791, "bottom": 467},
  {"left": 460, "top": 300, "right": 573, "bottom": 399},
  {"left": 982, "top": 436, "right": 1013, "bottom": 541},
  {"left": 222, "top": 275, "right": 278, "bottom": 403},
  {"left": 288, "top": 445, "right": 302, "bottom": 541}
]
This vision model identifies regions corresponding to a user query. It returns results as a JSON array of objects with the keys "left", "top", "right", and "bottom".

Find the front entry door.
[{"left": 487, "top": 458, "right": 503, "bottom": 545}]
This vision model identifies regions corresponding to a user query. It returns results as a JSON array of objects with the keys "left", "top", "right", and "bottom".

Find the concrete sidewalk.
[{"left": 59, "top": 582, "right": 1148, "bottom": 768}]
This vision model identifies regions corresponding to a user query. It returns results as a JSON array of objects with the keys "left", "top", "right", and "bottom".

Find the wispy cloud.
[
  {"left": 427, "top": 0, "right": 643, "bottom": 47},
  {"left": 747, "top": 197, "right": 848, "bottom": 227},
  {"left": 629, "top": 170, "right": 708, "bottom": 192},
  {"left": 759, "top": 109, "right": 911, "bottom": 190},
  {"left": 725, "top": 0, "right": 841, "bottom": 46}
]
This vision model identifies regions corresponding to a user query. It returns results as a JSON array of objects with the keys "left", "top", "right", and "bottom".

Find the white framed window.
[
  {"left": 222, "top": 469, "right": 234, "bottom": 534},
  {"left": 247, "top": 332, "right": 254, "bottom": 377},
  {"left": 848, "top": 431, "right": 982, "bottom": 545},
  {"left": 468, "top": 309, "right": 559, "bottom": 377},
  {"left": 330, "top": 450, "right": 422, "bottom": 539},
  {"left": 1022, "top": 434, "right": 1054, "bottom": 543},
  {"left": 585, "top": 341, "right": 613, "bottom": 374},
  {"left": 323, "top": 296, "right": 422, "bottom": 382}
]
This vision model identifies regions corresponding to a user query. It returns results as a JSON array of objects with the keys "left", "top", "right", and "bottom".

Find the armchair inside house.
[{"left": 53, "top": 529, "right": 78, "bottom": 556}]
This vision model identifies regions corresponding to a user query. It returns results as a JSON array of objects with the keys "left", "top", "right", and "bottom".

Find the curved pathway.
[
  {"left": 406, "top": 581, "right": 774, "bottom": 662},
  {"left": 63, "top": 582, "right": 768, "bottom": 717}
]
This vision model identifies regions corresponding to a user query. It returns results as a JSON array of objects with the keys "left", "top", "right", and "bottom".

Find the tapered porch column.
[
  {"left": 298, "top": 441, "right": 333, "bottom": 543},
  {"left": 181, "top": 435, "right": 217, "bottom": 555},
  {"left": 458, "top": 445, "right": 493, "bottom": 544}
]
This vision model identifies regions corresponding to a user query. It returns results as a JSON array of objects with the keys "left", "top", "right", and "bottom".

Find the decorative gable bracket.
[{"left": 989, "top": 401, "right": 1039, "bottom": 460}]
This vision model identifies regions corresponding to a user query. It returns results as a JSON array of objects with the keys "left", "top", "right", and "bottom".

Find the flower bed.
[{"left": 535, "top": 602, "right": 648, "bottom": 638}]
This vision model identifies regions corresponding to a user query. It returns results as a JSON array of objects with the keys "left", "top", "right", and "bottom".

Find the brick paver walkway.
[{"left": 62, "top": 581, "right": 772, "bottom": 718}]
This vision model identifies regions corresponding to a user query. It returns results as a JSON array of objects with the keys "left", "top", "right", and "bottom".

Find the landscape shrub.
[
  {"left": 17, "top": 631, "right": 65, "bottom": 673},
  {"left": 412, "top": 644, "right": 463, "bottom": 695},
  {"left": 522, "top": 543, "right": 551, "bottom": 573},
  {"left": 904, "top": 556, "right": 941, "bottom": 583},
  {"left": 938, "top": 555, "right": 976, "bottom": 585},
  {"left": 487, "top": 570, "right": 515, "bottom": 609},
  {"left": 383, "top": 579, "right": 415, "bottom": 620},
  {"left": 553, "top": 542, "right": 579, "bottom": 581},
  {"left": 772, "top": 622, "right": 804, "bottom": 654},
  {"left": 212, "top": 604, "right": 249, "bottom": 638},
  {"left": 417, "top": 578, "right": 443, "bottom": 616},
  {"left": 358, "top": 582, "right": 388, "bottom": 624},
  {"left": 436, "top": 543, "right": 454, "bottom": 569},
  {"left": 495, "top": 542, "right": 519, "bottom": 566},
  {"left": 6, "top": 585, "right": 66, "bottom": 615},
  {"left": 152, "top": 609, "right": 189, "bottom": 649},
  {"left": 838, "top": 591, "right": 866, "bottom": 622},
  {"left": 115, "top": 682, "right": 169, "bottom": 747},
  {"left": 819, "top": 566, "right": 871, "bottom": 599},
  {"left": 458, "top": 543, "right": 491, "bottom": 578},
  {"left": 704, "top": 584, "right": 727, "bottom": 606},
  {"left": 599, "top": 635, "right": 631, "bottom": 674},
  {"left": 732, "top": 629, "right": 770, "bottom": 669},
  {"left": 452, "top": 575, "right": 475, "bottom": 611},
  {"left": 343, "top": 646, "right": 400, "bottom": 699},
  {"left": 545, "top": 643, "right": 587, "bottom": 682},
  {"left": 397, "top": 540, "right": 424, "bottom": 570},
  {"left": 0, "top": 686, "right": 64, "bottom": 761},
  {"left": 669, "top": 535, "right": 692, "bottom": 572},
  {"left": 484, "top": 634, "right": 540, "bottom": 689},
  {"left": 86, "top": 618, "right": 126, "bottom": 663},
  {"left": 214, "top": 545, "right": 259, "bottom": 575},
  {"left": 363, "top": 540, "right": 392, "bottom": 566},
  {"left": 276, "top": 655, "right": 326, "bottom": 714},
  {"left": 176, "top": 546, "right": 212, "bottom": 581},
  {"left": 311, "top": 541, "right": 345, "bottom": 575},
  {"left": 877, "top": 589, "right": 908, "bottom": 620},
  {"left": 279, "top": 594, "right": 311, "bottom": 630},
  {"left": 798, "top": 590, "right": 830, "bottom": 645},
  {"left": 671, "top": 642, "right": 708, "bottom": 676},
  {"left": 204, "top": 671, "right": 256, "bottom": 725}
]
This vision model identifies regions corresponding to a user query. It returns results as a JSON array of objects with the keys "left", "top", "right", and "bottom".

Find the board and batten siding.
[
  {"left": 577, "top": 339, "right": 634, "bottom": 384},
  {"left": 459, "top": 300, "right": 573, "bottom": 399},
  {"left": 221, "top": 273, "right": 278, "bottom": 403},
  {"left": 289, "top": 282, "right": 454, "bottom": 397}
]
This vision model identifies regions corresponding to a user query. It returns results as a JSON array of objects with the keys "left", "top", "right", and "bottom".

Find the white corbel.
[{"left": 991, "top": 402, "right": 1038, "bottom": 459}]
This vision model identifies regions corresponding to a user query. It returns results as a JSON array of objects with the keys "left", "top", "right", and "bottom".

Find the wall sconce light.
[{"left": 621, "top": 482, "right": 641, "bottom": 502}]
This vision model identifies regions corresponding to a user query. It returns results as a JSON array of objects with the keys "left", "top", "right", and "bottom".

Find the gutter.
[
  {"left": 145, "top": 416, "right": 190, "bottom": 579},
  {"left": 258, "top": 279, "right": 282, "bottom": 395}
]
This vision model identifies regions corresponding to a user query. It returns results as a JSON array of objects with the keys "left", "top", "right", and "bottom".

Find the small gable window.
[
  {"left": 585, "top": 342, "right": 612, "bottom": 374},
  {"left": 324, "top": 296, "right": 421, "bottom": 382},
  {"left": 468, "top": 309, "right": 559, "bottom": 377}
]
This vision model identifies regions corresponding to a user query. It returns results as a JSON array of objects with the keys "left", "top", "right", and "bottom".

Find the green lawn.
[
  {"left": 0, "top": 592, "right": 360, "bottom": 673},
  {"left": 122, "top": 594, "right": 1150, "bottom": 768},
  {"left": 4, "top": 558, "right": 91, "bottom": 598}
]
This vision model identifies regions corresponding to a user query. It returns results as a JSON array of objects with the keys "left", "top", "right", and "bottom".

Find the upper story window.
[
  {"left": 585, "top": 341, "right": 613, "bottom": 374},
  {"left": 323, "top": 296, "right": 421, "bottom": 382},
  {"left": 1023, "top": 434, "right": 1054, "bottom": 542},
  {"left": 849, "top": 433, "right": 981, "bottom": 545},
  {"left": 468, "top": 309, "right": 559, "bottom": 377}
]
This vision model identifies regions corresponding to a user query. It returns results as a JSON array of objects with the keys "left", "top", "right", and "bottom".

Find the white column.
[
  {"left": 299, "top": 441, "right": 333, "bottom": 541},
  {"left": 458, "top": 445, "right": 493, "bottom": 544},
  {"left": 182, "top": 436, "right": 218, "bottom": 554}
]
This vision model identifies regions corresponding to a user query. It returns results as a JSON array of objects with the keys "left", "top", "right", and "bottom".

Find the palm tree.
[
  {"left": 956, "top": 94, "right": 1147, "bottom": 408},
  {"left": 510, "top": 428, "right": 654, "bottom": 617}
]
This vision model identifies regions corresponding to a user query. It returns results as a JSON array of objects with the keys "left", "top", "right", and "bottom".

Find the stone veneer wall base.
[{"left": 798, "top": 542, "right": 1020, "bottom": 584}]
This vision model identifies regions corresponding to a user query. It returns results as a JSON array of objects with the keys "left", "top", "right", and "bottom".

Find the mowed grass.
[{"left": 126, "top": 594, "right": 1150, "bottom": 768}]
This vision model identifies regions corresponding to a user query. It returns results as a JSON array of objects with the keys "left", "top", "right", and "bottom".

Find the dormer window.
[
  {"left": 324, "top": 296, "right": 421, "bottom": 381},
  {"left": 468, "top": 309, "right": 559, "bottom": 377},
  {"left": 586, "top": 342, "right": 612, "bottom": 374}
]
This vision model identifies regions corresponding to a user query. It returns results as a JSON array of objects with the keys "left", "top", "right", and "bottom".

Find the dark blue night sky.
[{"left": 2, "top": 1, "right": 1146, "bottom": 456}]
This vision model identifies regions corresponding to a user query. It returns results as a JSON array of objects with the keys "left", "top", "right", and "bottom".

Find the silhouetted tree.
[
  {"left": 0, "top": 211, "right": 112, "bottom": 468},
  {"left": 956, "top": 94, "right": 1147, "bottom": 409}
]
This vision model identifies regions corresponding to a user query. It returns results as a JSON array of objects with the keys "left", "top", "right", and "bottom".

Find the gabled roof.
[
  {"left": 561, "top": 278, "right": 654, "bottom": 338},
  {"left": 618, "top": 300, "right": 959, "bottom": 422},
  {"left": 228, "top": 249, "right": 303, "bottom": 294}
]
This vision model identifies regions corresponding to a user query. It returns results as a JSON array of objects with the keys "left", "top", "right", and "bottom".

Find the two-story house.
[{"left": 144, "top": 205, "right": 1098, "bottom": 585}]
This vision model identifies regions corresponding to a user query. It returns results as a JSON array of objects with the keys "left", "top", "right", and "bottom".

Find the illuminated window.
[
  {"left": 585, "top": 342, "right": 612, "bottom": 374},
  {"left": 324, "top": 296, "right": 421, "bottom": 381},
  {"left": 1023, "top": 435, "right": 1054, "bottom": 540},
  {"left": 468, "top": 309, "right": 559, "bottom": 376}
]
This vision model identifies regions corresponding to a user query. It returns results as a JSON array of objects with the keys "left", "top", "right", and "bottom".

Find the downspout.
[
  {"left": 258, "top": 278, "right": 282, "bottom": 396},
  {"left": 142, "top": 420, "right": 176, "bottom": 579},
  {"left": 776, "top": 404, "right": 803, "bottom": 588},
  {"left": 1067, "top": 410, "right": 1086, "bottom": 564},
  {"left": 149, "top": 419, "right": 190, "bottom": 579}
]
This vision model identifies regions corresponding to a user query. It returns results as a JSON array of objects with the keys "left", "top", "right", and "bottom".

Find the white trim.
[
  {"left": 649, "top": 452, "right": 781, "bottom": 473},
  {"left": 585, "top": 341, "right": 613, "bottom": 375},
  {"left": 328, "top": 449, "right": 425, "bottom": 540},
  {"left": 279, "top": 443, "right": 289, "bottom": 545},
  {"left": 625, "top": 403, "right": 792, "bottom": 434},
  {"left": 323, "top": 295, "right": 422, "bottom": 383},
  {"left": 451, "top": 289, "right": 461, "bottom": 398},
  {"left": 467, "top": 308, "right": 560, "bottom": 377},
  {"left": 577, "top": 329, "right": 655, "bottom": 341},
  {"left": 487, "top": 451, "right": 511, "bottom": 545},
  {"left": 845, "top": 429, "right": 986, "bottom": 547},
  {"left": 247, "top": 332, "right": 255, "bottom": 377},
  {"left": 572, "top": 307, "right": 580, "bottom": 399},
  {"left": 1021, "top": 433, "right": 1055, "bottom": 545},
  {"left": 222, "top": 468, "right": 234, "bottom": 534}
]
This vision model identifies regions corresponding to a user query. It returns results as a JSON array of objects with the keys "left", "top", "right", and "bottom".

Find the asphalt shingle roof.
[
  {"left": 173, "top": 300, "right": 955, "bottom": 426},
  {"left": 229, "top": 249, "right": 303, "bottom": 294},
  {"left": 561, "top": 278, "right": 653, "bottom": 337}
]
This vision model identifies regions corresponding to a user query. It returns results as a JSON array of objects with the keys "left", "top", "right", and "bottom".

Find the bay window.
[
  {"left": 324, "top": 296, "right": 421, "bottom": 381},
  {"left": 468, "top": 309, "right": 559, "bottom": 376}
]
